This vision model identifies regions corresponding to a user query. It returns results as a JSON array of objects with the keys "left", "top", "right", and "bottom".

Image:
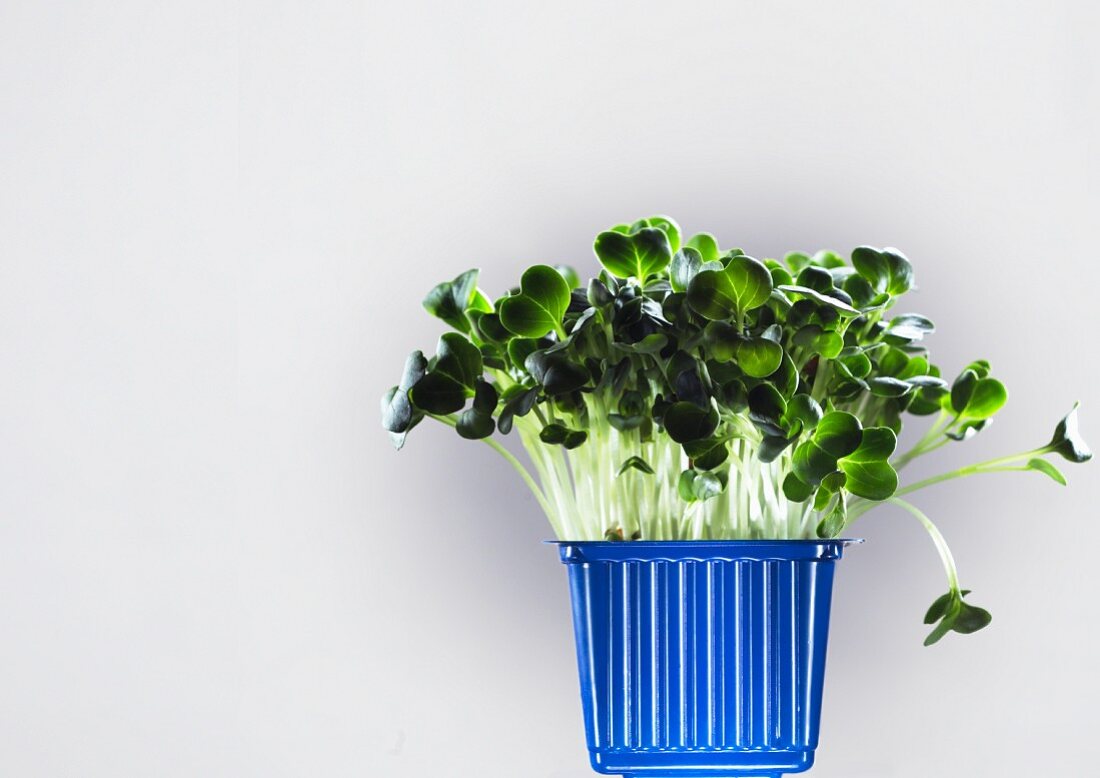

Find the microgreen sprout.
[{"left": 382, "top": 216, "right": 1091, "bottom": 644}]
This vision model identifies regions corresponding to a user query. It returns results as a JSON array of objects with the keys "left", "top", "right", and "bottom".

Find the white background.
[{"left": 2, "top": 2, "right": 1099, "bottom": 776}]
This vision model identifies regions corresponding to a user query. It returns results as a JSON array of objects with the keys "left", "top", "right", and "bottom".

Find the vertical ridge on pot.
[{"left": 557, "top": 540, "right": 855, "bottom": 776}]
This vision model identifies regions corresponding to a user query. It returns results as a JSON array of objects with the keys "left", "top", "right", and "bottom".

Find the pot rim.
[{"left": 545, "top": 538, "right": 864, "bottom": 546}]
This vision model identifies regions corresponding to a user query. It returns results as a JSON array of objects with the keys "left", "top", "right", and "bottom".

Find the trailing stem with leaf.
[{"left": 382, "top": 216, "right": 1091, "bottom": 644}]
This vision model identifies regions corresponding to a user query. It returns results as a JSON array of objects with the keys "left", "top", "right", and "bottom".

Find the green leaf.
[
  {"left": 736, "top": 337, "right": 784, "bottom": 378},
  {"left": 784, "top": 251, "right": 811, "bottom": 272},
  {"left": 923, "top": 590, "right": 967, "bottom": 624},
  {"left": 783, "top": 473, "right": 814, "bottom": 502},
  {"left": 777, "top": 285, "right": 860, "bottom": 316},
  {"left": 838, "top": 460, "right": 898, "bottom": 500},
  {"left": 686, "top": 256, "right": 773, "bottom": 322},
  {"left": 1047, "top": 403, "right": 1092, "bottom": 463},
  {"left": 851, "top": 246, "right": 913, "bottom": 296},
  {"left": 670, "top": 247, "right": 723, "bottom": 294},
  {"left": 704, "top": 320, "right": 740, "bottom": 362},
  {"left": 617, "top": 455, "right": 655, "bottom": 476},
  {"left": 923, "top": 590, "right": 991, "bottom": 645},
  {"left": 608, "top": 413, "right": 645, "bottom": 432},
  {"left": 593, "top": 228, "right": 673, "bottom": 279},
  {"left": 793, "top": 411, "right": 863, "bottom": 485},
  {"left": 663, "top": 401, "right": 720, "bottom": 443},
  {"left": 953, "top": 601, "right": 993, "bottom": 634},
  {"left": 887, "top": 313, "right": 935, "bottom": 342},
  {"left": 844, "top": 427, "right": 897, "bottom": 462},
  {"left": 959, "top": 377, "right": 1007, "bottom": 420},
  {"left": 507, "top": 338, "right": 539, "bottom": 370},
  {"left": 499, "top": 265, "right": 572, "bottom": 338},
  {"left": 1027, "top": 458, "right": 1066, "bottom": 485},
  {"left": 786, "top": 393, "right": 824, "bottom": 431},
  {"left": 838, "top": 351, "right": 872, "bottom": 379},
  {"left": 646, "top": 215, "right": 682, "bottom": 254},
  {"left": 685, "top": 232, "right": 720, "bottom": 262},
  {"left": 434, "top": 332, "right": 482, "bottom": 390},
  {"left": 422, "top": 269, "right": 481, "bottom": 333},
  {"left": 793, "top": 325, "right": 844, "bottom": 359},
  {"left": 816, "top": 496, "right": 847, "bottom": 538},
  {"left": 555, "top": 265, "right": 580, "bottom": 289},
  {"left": 678, "top": 469, "right": 726, "bottom": 502},
  {"left": 381, "top": 350, "right": 428, "bottom": 433},
  {"left": 946, "top": 418, "right": 992, "bottom": 442},
  {"left": 868, "top": 376, "right": 913, "bottom": 398}
]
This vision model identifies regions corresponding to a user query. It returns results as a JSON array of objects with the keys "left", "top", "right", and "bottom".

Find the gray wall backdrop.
[{"left": 2, "top": 1, "right": 1098, "bottom": 776}]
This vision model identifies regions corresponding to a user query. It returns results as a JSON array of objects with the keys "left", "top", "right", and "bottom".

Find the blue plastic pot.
[{"left": 555, "top": 540, "right": 859, "bottom": 778}]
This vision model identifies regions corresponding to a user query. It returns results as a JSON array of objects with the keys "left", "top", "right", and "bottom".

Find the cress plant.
[{"left": 382, "top": 216, "right": 1091, "bottom": 645}]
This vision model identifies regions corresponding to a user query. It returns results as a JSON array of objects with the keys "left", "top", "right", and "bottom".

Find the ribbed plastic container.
[{"left": 555, "top": 540, "right": 859, "bottom": 778}]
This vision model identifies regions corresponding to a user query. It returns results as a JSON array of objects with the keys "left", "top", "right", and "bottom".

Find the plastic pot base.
[{"left": 555, "top": 540, "right": 859, "bottom": 778}]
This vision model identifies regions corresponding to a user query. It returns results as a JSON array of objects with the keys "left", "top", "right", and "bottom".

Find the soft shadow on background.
[{"left": 1, "top": 1, "right": 1098, "bottom": 776}]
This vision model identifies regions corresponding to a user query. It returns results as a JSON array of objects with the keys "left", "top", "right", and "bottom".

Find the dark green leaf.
[
  {"left": 748, "top": 383, "right": 787, "bottom": 429},
  {"left": 786, "top": 393, "right": 824, "bottom": 431},
  {"left": 381, "top": 350, "right": 428, "bottom": 433},
  {"left": 409, "top": 371, "right": 466, "bottom": 414},
  {"left": 435, "top": 333, "right": 482, "bottom": 390},
  {"left": 422, "top": 269, "right": 481, "bottom": 333},
  {"left": 1047, "top": 403, "right": 1092, "bottom": 463},
  {"left": 497, "top": 387, "right": 538, "bottom": 434},
  {"left": 617, "top": 455, "right": 655, "bottom": 476},
  {"left": 684, "top": 437, "right": 729, "bottom": 470},
  {"left": 704, "top": 320, "right": 741, "bottom": 362},
  {"left": 471, "top": 379, "right": 498, "bottom": 414},
  {"left": 525, "top": 351, "right": 589, "bottom": 395},
  {"left": 952, "top": 601, "right": 993, "bottom": 634},
  {"left": 563, "top": 430, "right": 588, "bottom": 449},
  {"left": 539, "top": 423, "right": 570, "bottom": 445},
  {"left": 950, "top": 368, "right": 978, "bottom": 413},
  {"left": 868, "top": 376, "right": 913, "bottom": 398},
  {"left": 456, "top": 408, "right": 495, "bottom": 439},
  {"left": 793, "top": 411, "right": 863, "bottom": 485},
  {"left": 852, "top": 246, "right": 913, "bottom": 296},
  {"left": 646, "top": 215, "right": 682, "bottom": 254},
  {"left": 759, "top": 434, "right": 795, "bottom": 463},
  {"left": 663, "top": 401, "right": 720, "bottom": 443}
]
